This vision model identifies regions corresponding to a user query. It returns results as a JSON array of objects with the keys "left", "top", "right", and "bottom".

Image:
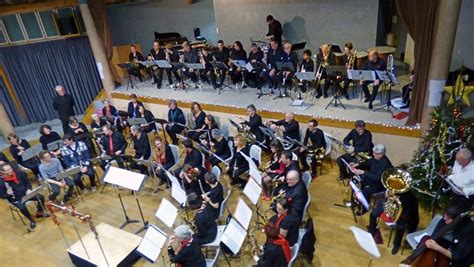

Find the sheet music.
[
  {"left": 240, "top": 151, "right": 259, "bottom": 172},
  {"left": 155, "top": 199, "right": 178, "bottom": 228},
  {"left": 350, "top": 181, "right": 369, "bottom": 210},
  {"left": 103, "top": 166, "right": 146, "bottom": 191},
  {"left": 248, "top": 165, "right": 262, "bottom": 185},
  {"left": 234, "top": 198, "right": 252, "bottom": 230},
  {"left": 243, "top": 177, "right": 262, "bottom": 205},
  {"left": 21, "top": 184, "right": 47, "bottom": 203},
  {"left": 220, "top": 218, "right": 247, "bottom": 255},
  {"left": 171, "top": 183, "right": 186, "bottom": 206},
  {"left": 414, "top": 232, "right": 428, "bottom": 244},
  {"left": 445, "top": 177, "right": 468, "bottom": 198},
  {"left": 165, "top": 171, "right": 180, "bottom": 187},
  {"left": 21, "top": 144, "right": 42, "bottom": 161},
  {"left": 349, "top": 226, "right": 380, "bottom": 258},
  {"left": 136, "top": 224, "right": 167, "bottom": 263}
]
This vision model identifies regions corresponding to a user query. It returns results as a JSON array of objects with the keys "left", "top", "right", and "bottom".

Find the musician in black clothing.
[
  {"left": 202, "top": 129, "right": 231, "bottom": 166},
  {"left": 266, "top": 150, "right": 300, "bottom": 202},
  {"left": 368, "top": 190, "right": 419, "bottom": 255},
  {"left": 268, "top": 112, "right": 300, "bottom": 141},
  {"left": 187, "top": 193, "right": 218, "bottom": 245},
  {"left": 211, "top": 40, "right": 230, "bottom": 89},
  {"left": 270, "top": 198, "right": 300, "bottom": 246},
  {"left": 299, "top": 119, "right": 326, "bottom": 177},
  {"left": 340, "top": 42, "right": 356, "bottom": 99},
  {"left": 266, "top": 15, "right": 283, "bottom": 44},
  {"left": 52, "top": 85, "right": 75, "bottom": 134},
  {"left": 175, "top": 139, "right": 204, "bottom": 179},
  {"left": 279, "top": 170, "right": 308, "bottom": 221},
  {"left": 229, "top": 41, "right": 247, "bottom": 84},
  {"left": 361, "top": 49, "right": 387, "bottom": 109},
  {"left": 90, "top": 113, "right": 108, "bottom": 133},
  {"left": 337, "top": 120, "right": 373, "bottom": 179},
  {"left": 202, "top": 172, "right": 224, "bottom": 219},
  {"left": 424, "top": 206, "right": 474, "bottom": 266},
  {"left": 152, "top": 137, "right": 175, "bottom": 188},
  {"left": 127, "top": 94, "right": 143, "bottom": 118},
  {"left": 277, "top": 42, "right": 298, "bottom": 88},
  {"left": 130, "top": 125, "right": 151, "bottom": 174},
  {"left": 227, "top": 134, "right": 250, "bottom": 188},
  {"left": 255, "top": 222, "right": 291, "bottom": 267},
  {"left": 39, "top": 124, "right": 62, "bottom": 156},
  {"left": 298, "top": 49, "right": 314, "bottom": 94},
  {"left": 315, "top": 44, "right": 337, "bottom": 98},
  {"left": 100, "top": 125, "right": 127, "bottom": 169},
  {"left": 187, "top": 102, "right": 207, "bottom": 142},
  {"left": 181, "top": 41, "right": 199, "bottom": 84},
  {"left": 7, "top": 133, "right": 40, "bottom": 177},
  {"left": 166, "top": 99, "right": 186, "bottom": 145},
  {"left": 167, "top": 225, "right": 206, "bottom": 267},
  {"left": 164, "top": 43, "right": 182, "bottom": 87},
  {"left": 0, "top": 152, "right": 9, "bottom": 165},
  {"left": 245, "top": 43, "right": 264, "bottom": 88},
  {"left": 261, "top": 38, "right": 283, "bottom": 91},
  {"left": 68, "top": 116, "right": 94, "bottom": 156},
  {"left": 128, "top": 45, "right": 145, "bottom": 82},
  {"left": 242, "top": 104, "right": 265, "bottom": 144},
  {"left": 352, "top": 144, "right": 393, "bottom": 214},
  {"left": 136, "top": 105, "right": 156, "bottom": 133},
  {"left": 148, "top": 41, "right": 166, "bottom": 89},
  {"left": 0, "top": 163, "right": 47, "bottom": 230},
  {"left": 198, "top": 47, "right": 215, "bottom": 86},
  {"left": 401, "top": 71, "right": 415, "bottom": 109}
]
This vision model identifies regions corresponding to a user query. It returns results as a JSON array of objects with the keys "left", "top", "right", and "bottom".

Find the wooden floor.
[{"left": 0, "top": 146, "right": 431, "bottom": 267}]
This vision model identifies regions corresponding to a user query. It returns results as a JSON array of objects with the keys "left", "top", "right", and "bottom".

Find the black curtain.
[{"left": 0, "top": 37, "right": 102, "bottom": 126}]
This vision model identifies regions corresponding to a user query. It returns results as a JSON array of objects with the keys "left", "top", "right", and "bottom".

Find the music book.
[
  {"left": 103, "top": 166, "right": 146, "bottom": 191},
  {"left": 349, "top": 226, "right": 380, "bottom": 258},
  {"left": 127, "top": 117, "right": 148, "bottom": 126},
  {"left": 233, "top": 198, "right": 252, "bottom": 230},
  {"left": 347, "top": 70, "right": 375, "bottom": 81},
  {"left": 136, "top": 224, "right": 167, "bottom": 263},
  {"left": 164, "top": 169, "right": 180, "bottom": 188},
  {"left": 295, "top": 71, "right": 316, "bottom": 81},
  {"left": 220, "top": 218, "right": 247, "bottom": 255},
  {"left": 155, "top": 198, "right": 178, "bottom": 228},
  {"left": 153, "top": 60, "right": 172, "bottom": 68},
  {"left": 350, "top": 181, "right": 370, "bottom": 210},
  {"left": 57, "top": 166, "right": 81, "bottom": 181},
  {"left": 171, "top": 182, "right": 186, "bottom": 206},
  {"left": 46, "top": 140, "right": 64, "bottom": 151},
  {"left": 21, "top": 184, "right": 48, "bottom": 203},
  {"left": 243, "top": 177, "right": 262, "bottom": 205},
  {"left": 248, "top": 165, "right": 262, "bottom": 185},
  {"left": 21, "top": 144, "right": 42, "bottom": 161}
]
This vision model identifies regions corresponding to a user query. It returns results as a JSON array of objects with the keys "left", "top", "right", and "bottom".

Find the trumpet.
[{"left": 271, "top": 189, "right": 286, "bottom": 203}]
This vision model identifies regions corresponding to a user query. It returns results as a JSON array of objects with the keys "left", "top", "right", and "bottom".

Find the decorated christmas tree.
[{"left": 408, "top": 73, "right": 474, "bottom": 209}]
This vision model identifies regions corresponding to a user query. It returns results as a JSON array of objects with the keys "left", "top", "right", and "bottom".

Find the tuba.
[{"left": 380, "top": 168, "right": 412, "bottom": 223}]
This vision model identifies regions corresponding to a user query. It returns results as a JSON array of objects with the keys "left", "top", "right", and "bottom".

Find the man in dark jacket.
[{"left": 52, "top": 85, "right": 75, "bottom": 134}]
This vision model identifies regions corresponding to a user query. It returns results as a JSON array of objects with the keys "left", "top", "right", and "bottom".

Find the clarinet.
[{"left": 5, "top": 181, "right": 16, "bottom": 201}]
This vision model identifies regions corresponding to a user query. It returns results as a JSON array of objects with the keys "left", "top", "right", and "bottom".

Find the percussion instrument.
[{"left": 355, "top": 51, "right": 368, "bottom": 70}]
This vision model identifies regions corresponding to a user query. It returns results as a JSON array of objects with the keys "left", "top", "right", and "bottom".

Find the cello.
[{"left": 400, "top": 210, "right": 472, "bottom": 267}]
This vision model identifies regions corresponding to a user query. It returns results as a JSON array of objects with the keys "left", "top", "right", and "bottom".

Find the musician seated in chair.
[
  {"left": 148, "top": 41, "right": 166, "bottom": 89},
  {"left": 337, "top": 120, "right": 373, "bottom": 180},
  {"left": 245, "top": 43, "right": 264, "bottom": 89},
  {"left": 360, "top": 49, "right": 386, "bottom": 109},
  {"left": 167, "top": 224, "right": 206, "bottom": 267},
  {"left": 198, "top": 47, "right": 214, "bottom": 86},
  {"left": 8, "top": 133, "right": 40, "bottom": 177},
  {"left": 127, "top": 94, "right": 143, "bottom": 118},
  {"left": 153, "top": 137, "right": 175, "bottom": 189},
  {"left": 267, "top": 112, "right": 300, "bottom": 143},
  {"left": 201, "top": 172, "right": 224, "bottom": 220},
  {"left": 269, "top": 198, "right": 300, "bottom": 247},
  {"left": 187, "top": 192, "right": 217, "bottom": 245},
  {"left": 255, "top": 222, "right": 291, "bottom": 267},
  {"left": 226, "top": 134, "right": 250, "bottom": 188},
  {"left": 229, "top": 41, "right": 247, "bottom": 85},
  {"left": 187, "top": 102, "right": 207, "bottom": 142},
  {"left": 278, "top": 170, "right": 308, "bottom": 221},
  {"left": 315, "top": 44, "right": 336, "bottom": 99},
  {"left": 136, "top": 105, "right": 156, "bottom": 134},
  {"left": 263, "top": 150, "right": 299, "bottom": 201},
  {"left": 164, "top": 43, "right": 182, "bottom": 87},
  {"left": 242, "top": 104, "right": 265, "bottom": 145},
  {"left": 179, "top": 164, "right": 205, "bottom": 195},
  {"left": 419, "top": 205, "right": 474, "bottom": 267},
  {"left": 128, "top": 44, "right": 145, "bottom": 82},
  {"left": 100, "top": 125, "right": 127, "bottom": 169},
  {"left": 368, "top": 190, "right": 419, "bottom": 255},
  {"left": 299, "top": 119, "right": 326, "bottom": 179},
  {"left": 277, "top": 42, "right": 298, "bottom": 89},
  {"left": 298, "top": 49, "right": 314, "bottom": 94},
  {"left": 351, "top": 144, "right": 393, "bottom": 215},
  {"left": 261, "top": 141, "right": 283, "bottom": 200},
  {"left": 102, "top": 100, "right": 123, "bottom": 133},
  {"left": 447, "top": 148, "right": 474, "bottom": 210},
  {"left": 129, "top": 125, "right": 151, "bottom": 175},
  {"left": 261, "top": 38, "right": 283, "bottom": 92},
  {"left": 200, "top": 129, "right": 230, "bottom": 167},
  {"left": 175, "top": 139, "right": 204, "bottom": 189},
  {"left": 60, "top": 134, "right": 97, "bottom": 193},
  {"left": 165, "top": 99, "right": 186, "bottom": 145},
  {"left": 0, "top": 163, "right": 48, "bottom": 229},
  {"left": 341, "top": 42, "right": 356, "bottom": 99},
  {"left": 181, "top": 41, "right": 199, "bottom": 85},
  {"left": 211, "top": 40, "right": 230, "bottom": 89},
  {"left": 38, "top": 150, "right": 74, "bottom": 204},
  {"left": 68, "top": 116, "right": 94, "bottom": 156}
]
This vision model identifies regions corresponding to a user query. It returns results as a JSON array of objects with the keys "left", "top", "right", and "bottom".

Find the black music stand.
[
  {"left": 185, "top": 63, "right": 206, "bottom": 89},
  {"left": 246, "top": 62, "right": 268, "bottom": 98},
  {"left": 170, "top": 62, "right": 189, "bottom": 92},
  {"left": 154, "top": 118, "right": 169, "bottom": 144},
  {"left": 295, "top": 71, "right": 316, "bottom": 102},
  {"left": 373, "top": 71, "right": 399, "bottom": 114},
  {"left": 274, "top": 62, "right": 295, "bottom": 101},
  {"left": 291, "top": 42, "right": 306, "bottom": 52},
  {"left": 325, "top": 65, "right": 348, "bottom": 110},
  {"left": 118, "top": 63, "right": 139, "bottom": 90},
  {"left": 211, "top": 61, "right": 231, "bottom": 94}
]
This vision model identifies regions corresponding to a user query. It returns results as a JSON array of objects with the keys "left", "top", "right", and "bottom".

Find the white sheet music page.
[
  {"left": 349, "top": 226, "right": 380, "bottom": 258},
  {"left": 171, "top": 183, "right": 186, "bottom": 206},
  {"left": 249, "top": 165, "right": 262, "bottom": 185},
  {"left": 234, "top": 198, "right": 253, "bottom": 230},
  {"left": 136, "top": 224, "right": 167, "bottom": 263},
  {"left": 155, "top": 199, "right": 178, "bottom": 228},
  {"left": 243, "top": 177, "right": 262, "bottom": 205},
  {"left": 103, "top": 166, "right": 146, "bottom": 191},
  {"left": 220, "top": 218, "right": 247, "bottom": 255}
]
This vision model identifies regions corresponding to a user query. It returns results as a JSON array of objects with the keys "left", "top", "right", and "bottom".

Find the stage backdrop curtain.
[
  {"left": 395, "top": 0, "right": 439, "bottom": 125},
  {"left": 0, "top": 37, "right": 102, "bottom": 126},
  {"left": 0, "top": 77, "right": 23, "bottom": 126},
  {"left": 88, "top": 0, "right": 121, "bottom": 84}
]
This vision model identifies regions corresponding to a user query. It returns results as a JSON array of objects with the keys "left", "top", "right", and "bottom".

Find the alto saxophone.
[{"left": 248, "top": 230, "right": 262, "bottom": 257}]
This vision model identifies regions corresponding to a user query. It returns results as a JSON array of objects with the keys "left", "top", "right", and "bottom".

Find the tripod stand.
[
  {"left": 172, "top": 62, "right": 190, "bottom": 92},
  {"left": 118, "top": 63, "right": 139, "bottom": 90},
  {"left": 373, "top": 71, "right": 399, "bottom": 114},
  {"left": 325, "top": 65, "right": 348, "bottom": 110},
  {"left": 211, "top": 62, "right": 232, "bottom": 95}
]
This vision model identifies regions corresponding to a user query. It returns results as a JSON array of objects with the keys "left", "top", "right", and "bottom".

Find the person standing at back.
[{"left": 52, "top": 85, "right": 75, "bottom": 134}]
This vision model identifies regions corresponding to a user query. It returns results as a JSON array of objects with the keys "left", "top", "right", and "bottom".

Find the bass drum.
[{"left": 356, "top": 51, "right": 368, "bottom": 70}]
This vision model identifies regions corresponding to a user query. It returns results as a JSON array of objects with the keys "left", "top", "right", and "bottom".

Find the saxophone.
[
  {"left": 248, "top": 230, "right": 262, "bottom": 257},
  {"left": 346, "top": 50, "right": 357, "bottom": 69},
  {"left": 179, "top": 209, "right": 197, "bottom": 232}
]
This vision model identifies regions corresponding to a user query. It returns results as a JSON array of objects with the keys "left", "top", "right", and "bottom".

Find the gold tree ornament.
[{"left": 444, "top": 74, "right": 474, "bottom": 106}]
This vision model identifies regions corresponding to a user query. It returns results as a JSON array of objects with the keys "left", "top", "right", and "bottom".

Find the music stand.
[
  {"left": 247, "top": 62, "right": 268, "bottom": 98},
  {"left": 155, "top": 198, "right": 178, "bottom": 228},
  {"left": 136, "top": 224, "right": 168, "bottom": 264},
  {"left": 243, "top": 177, "right": 265, "bottom": 229},
  {"left": 21, "top": 144, "right": 42, "bottom": 161},
  {"left": 275, "top": 62, "right": 295, "bottom": 101},
  {"left": 154, "top": 118, "right": 169, "bottom": 144},
  {"left": 325, "top": 65, "right": 349, "bottom": 110},
  {"left": 240, "top": 152, "right": 261, "bottom": 185},
  {"left": 154, "top": 60, "right": 172, "bottom": 69},
  {"left": 291, "top": 42, "right": 306, "bottom": 52},
  {"left": 349, "top": 226, "right": 380, "bottom": 267},
  {"left": 46, "top": 140, "right": 64, "bottom": 151},
  {"left": 118, "top": 63, "right": 139, "bottom": 90},
  {"left": 294, "top": 71, "right": 316, "bottom": 104},
  {"left": 220, "top": 218, "right": 247, "bottom": 255},
  {"left": 211, "top": 61, "right": 231, "bottom": 94},
  {"left": 233, "top": 198, "right": 253, "bottom": 231},
  {"left": 373, "top": 71, "right": 399, "bottom": 114},
  {"left": 21, "top": 184, "right": 49, "bottom": 214},
  {"left": 171, "top": 62, "right": 189, "bottom": 92},
  {"left": 127, "top": 117, "right": 148, "bottom": 126},
  {"left": 103, "top": 166, "right": 147, "bottom": 233}
]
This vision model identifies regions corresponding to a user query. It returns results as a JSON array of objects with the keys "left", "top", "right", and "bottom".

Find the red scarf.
[
  {"left": 271, "top": 235, "right": 291, "bottom": 263},
  {"left": 275, "top": 211, "right": 288, "bottom": 228},
  {"left": 3, "top": 171, "right": 19, "bottom": 184},
  {"left": 176, "top": 239, "right": 192, "bottom": 267},
  {"left": 108, "top": 135, "right": 114, "bottom": 155}
]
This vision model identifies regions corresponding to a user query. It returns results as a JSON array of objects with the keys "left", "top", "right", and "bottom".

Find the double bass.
[{"left": 400, "top": 210, "right": 472, "bottom": 267}]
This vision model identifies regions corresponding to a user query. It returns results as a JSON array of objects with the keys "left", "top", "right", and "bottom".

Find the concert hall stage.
[{"left": 111, "top": 81, "right": 422, "bottom": 165}]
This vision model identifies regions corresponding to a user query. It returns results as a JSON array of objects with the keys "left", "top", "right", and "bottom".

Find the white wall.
[{"left": 451, "top": 0, "right": 474, "bottom": 70}]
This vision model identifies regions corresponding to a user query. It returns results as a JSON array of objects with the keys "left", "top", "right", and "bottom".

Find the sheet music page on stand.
[
  {"left": 249, "top": 165, "right": 262, "bottom": 185},
  {"left": 136, "top": 224, "right": 167, "bottom": 263},
  {"left": 103, "top": 166, "right": 145, "bottom": 191},
  {"left": 171, "top": 183, "right": 186, "bottom": 206},
  {"left": 243, "top": 177, "right": 262, "bottom": 205},
  {"left": 155, "top": 199, "right": 178, "bottom": 228},
  {"left": 166, "top": 172, "right": 180, "bottom": 187},
  {"left": 234, "top": 198, "right": 252, "bottom": 230},
  {"left": 350, "top": 226, "right": 380, "bottom": 258},
  {"left": 221, "top": 218, "right": 247, "bottom": 255}
]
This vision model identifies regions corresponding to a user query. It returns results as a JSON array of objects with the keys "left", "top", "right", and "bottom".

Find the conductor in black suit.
[
  {"left": 266, "top": 15, "right": 283, "bottom": 44},
  {"left": 52, "top": 85, "right": 75, "bottom": 134}
]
